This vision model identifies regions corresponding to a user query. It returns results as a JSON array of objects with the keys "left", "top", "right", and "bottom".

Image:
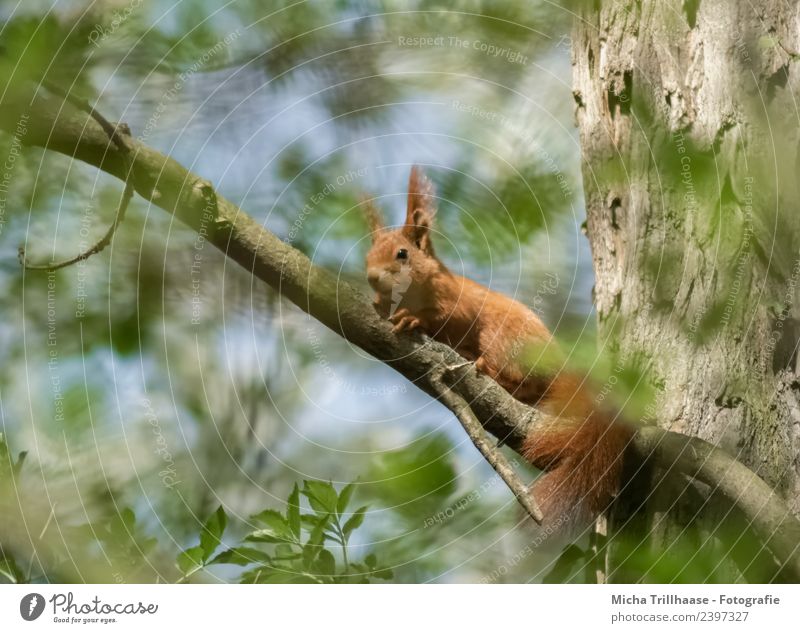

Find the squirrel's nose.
[{"left": 367, "top": 267, "right": 383, "bottom": 288}]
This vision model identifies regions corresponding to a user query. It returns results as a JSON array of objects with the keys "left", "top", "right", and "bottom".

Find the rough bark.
[{"left": 572, "top": 0, "right": 800, "bottom": 580}]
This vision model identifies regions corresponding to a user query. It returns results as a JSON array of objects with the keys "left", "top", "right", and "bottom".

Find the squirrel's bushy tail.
[{"left": 520, "top": 374, "right": 634, "bottom": 529}]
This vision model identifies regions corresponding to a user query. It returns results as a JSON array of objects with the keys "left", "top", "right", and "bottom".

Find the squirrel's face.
[
  {"left": 365, "top": 230, "right": 434, "bottom": 296},
  {"left": 361, "top": 166, "right": 439, "bottom": 302}
]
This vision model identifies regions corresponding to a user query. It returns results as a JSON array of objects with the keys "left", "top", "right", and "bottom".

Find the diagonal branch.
[
  {"left": 1, "top": 85, "right": 799, "bottom": 579},
  {"left": 634, "top": 427, "right": 800, "bottom": 581},
  {"left": 431, "top": 365, "right": 543, "bottom": 524}
]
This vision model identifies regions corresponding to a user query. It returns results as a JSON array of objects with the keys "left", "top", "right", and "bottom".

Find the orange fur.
[{"left": 363, "top": 166, "right": 632, "bottom": 527}]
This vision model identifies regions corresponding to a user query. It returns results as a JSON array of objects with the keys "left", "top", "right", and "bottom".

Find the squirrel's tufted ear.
[
  {"left": 360, "top": 194, "right": 384, "bottom": 241},
  {"left": 403, "top": 165, "right": 437, "bottom": 254}
]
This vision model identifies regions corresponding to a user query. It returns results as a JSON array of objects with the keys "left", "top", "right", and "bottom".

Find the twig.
[
  {"left": 19, "top": 82, "right": 134, "bottom": 271},
  {"left": 431, "top": 368, "right": 544, "bottom": 525}
]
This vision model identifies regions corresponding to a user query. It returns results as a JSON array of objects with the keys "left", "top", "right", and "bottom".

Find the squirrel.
[{"left": 362, "top": 165, "right": 633, "bottom": 529}]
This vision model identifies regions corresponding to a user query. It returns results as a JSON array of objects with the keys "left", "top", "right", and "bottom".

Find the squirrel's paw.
[
  {"left": 390, "top": 316, "right": 422, "bottom": 334},
  {"left": 389, "top": 309, "right": 422, "bottom": 334}
]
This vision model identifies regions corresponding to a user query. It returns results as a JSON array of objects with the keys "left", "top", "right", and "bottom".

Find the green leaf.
[
  {"left": 177, "top": 545, "right": 204, "bottom": 576},
  {"left": 240, "top": 568, "right": 266, "bottom": 584},
  {"left": 300, "top": 513, "right": 326, "bottom": 528},
  {"left": 242, "top": 567, "right": 324, "bottom": 584},
  {"left": 364, "top": 553, "right": 377, "bottom": 568},
  {"left": 274, "top": 544, "right": 300, "bottom": 560},
  {"left": 246, "top": 510, "right": 295, "bottom": 543},
  {"left": 323, "top": 530, "right": 344, "bottom": 545},
  {"left": 200, "top": 506, "right": 227, "bottom": 562},
  {"left": 287, "top": 484, "right": 301, "bottom": 538},
  {"left": 119, "top": 508, "right": 136, "bottom": 531},
  {"left": 210, "top": 547, "right": 272, "bottom": 567},
  {"left": 316, "top": 549, "right": 336, "bottom": 576},
  {"left": 241, "top": 566, "right": 296, "bottom": 584},
  {"left": 342, "top": 506, "right": 368, "bottom": 537},
  {"left": 372, "top": 568, "right": 394, "bottom": 580},
  {"left": 251, "top": 509, "right": 293, "bottom": 539},
  {"left": 308, "top": 519, "right": 328, "bottom": 547},
  {"left": 366, "top": 433, "right": 458, "bottom": 519},
  {"left": 336, "top": 482, "right": 355, "bottom": 516},
  {"left": 141, "top": 536, "right": 158, "bottom": 554},
  {"left": 245, "top": 529, "right": 294, "bottom": 545},
  {"left": 302, "top": 520, "right": 327, "bottom": 567},
  {"left": 302, "top": 480, "right": 338, "bottom": 515}
]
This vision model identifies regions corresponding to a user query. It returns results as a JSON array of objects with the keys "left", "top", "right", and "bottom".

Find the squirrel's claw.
[
  {"left": 389, "top": 309, "right": 422, "bottom": 334},
  {"left": 390, "top": 315, "right": 422, "bottom": 334}
]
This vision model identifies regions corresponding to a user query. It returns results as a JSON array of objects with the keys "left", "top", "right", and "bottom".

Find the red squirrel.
[{"left": 363, "top": 166, "right": 633, "bottom": 528}]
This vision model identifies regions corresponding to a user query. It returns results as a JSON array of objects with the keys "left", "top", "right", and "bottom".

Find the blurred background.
[{"left": 0, "top": 0, "right": 598, "bottom": 582}]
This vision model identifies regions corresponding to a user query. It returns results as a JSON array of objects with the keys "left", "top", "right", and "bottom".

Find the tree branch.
[
  {"left": 1, "top": 86, "right": 798, "bottom": 578},
  {"left": 632, "top": 427, "right": 800, "bottom": 581},
  {"left": 432, "top": 365, "right": 543, "bottom": 524}
]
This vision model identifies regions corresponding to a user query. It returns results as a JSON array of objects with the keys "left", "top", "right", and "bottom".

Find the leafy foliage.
[
  {"left": 365, "top": 433, "right": 458, "bottom": 521},
  {"left": 178, "top": 480, "right": 392, "bottom": 583}
]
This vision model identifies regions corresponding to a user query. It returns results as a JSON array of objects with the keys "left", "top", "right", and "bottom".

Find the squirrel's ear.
[
  {"left": 403, "top": 165, "right": 436, "bottom": 253},
  {"left": 360, "top": 195, "right": 384, "bottom": 241}
]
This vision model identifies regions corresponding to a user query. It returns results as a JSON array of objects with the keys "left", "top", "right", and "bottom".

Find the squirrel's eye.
[{"left": 396, "top": 248, "right": 408, "bottom": 260}]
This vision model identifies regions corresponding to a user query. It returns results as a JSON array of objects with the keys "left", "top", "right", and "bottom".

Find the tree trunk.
[{"left": 572, "top": 0, "right": 800, "bottom": 581}]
